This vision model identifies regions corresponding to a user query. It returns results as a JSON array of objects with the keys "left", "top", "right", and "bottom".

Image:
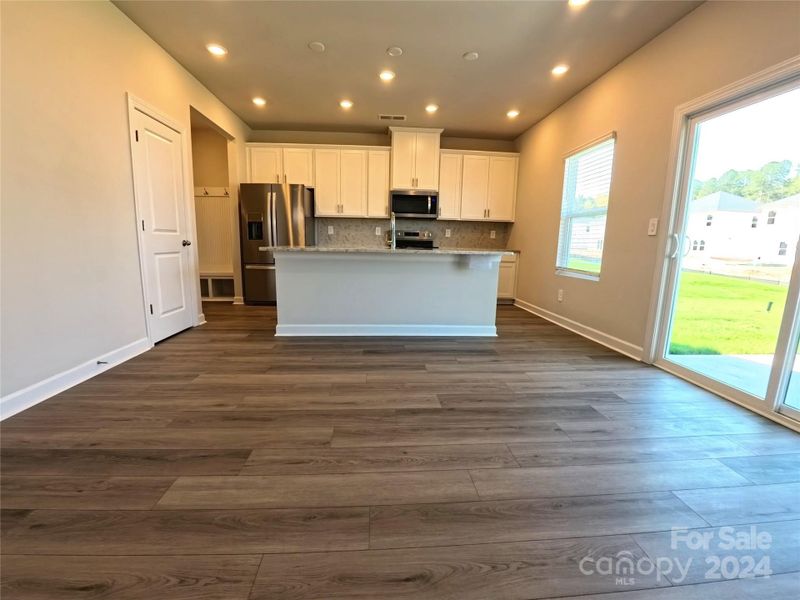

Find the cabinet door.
[
  {"left": 497, "top": 261, "right": 517, "bottom": 299},
  {"left": 414, "top": 132, "right": 440, "bottom": 190},
  {"left": 283, "top": 148, "right": 314, "bottom": 186},
  {"left": 313, "top": 149, "right": 340, "bottom": 216},
  {"left": 390, "top": 131, "right": 416, "bottom": 189},
  {"left": 340, "top": 150, "right": 367, "bottom": 217},
  {"left": 460, "top": 155, "right": 490, "bottom": 220},
  {"left": 249, "top": 147, "right": 282, "bottom": 183},
  {"left": 487, "top": 156, "right": 517, "bottom": 221},
  {"left": 367, "top": 150, "right": 390, "bottom": 218},
  {"left": 438, "top": 152, "right": 462, "bottom": 220}
]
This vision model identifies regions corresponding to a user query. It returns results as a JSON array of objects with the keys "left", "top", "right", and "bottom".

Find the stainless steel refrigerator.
[{"left": 239, "top": 183, "right": 315, "bottom": 304}]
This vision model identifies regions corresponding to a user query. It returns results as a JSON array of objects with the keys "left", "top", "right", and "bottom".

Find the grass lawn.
[{"left": 669, "top": 271, "right": 788, "bottom": 355}]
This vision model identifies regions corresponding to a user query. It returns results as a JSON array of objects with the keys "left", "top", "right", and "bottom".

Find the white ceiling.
[{"left": 114, "top": 0, "right": 701, "bottom": 140}]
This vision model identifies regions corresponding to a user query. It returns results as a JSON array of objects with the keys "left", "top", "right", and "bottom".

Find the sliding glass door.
[{"left": 657, "top": 79, "right": 800, "bottom": 415}]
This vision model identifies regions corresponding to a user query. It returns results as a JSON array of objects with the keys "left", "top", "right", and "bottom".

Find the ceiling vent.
[{"left": 378, "top": 114, "right": 407, "bottom": 121}]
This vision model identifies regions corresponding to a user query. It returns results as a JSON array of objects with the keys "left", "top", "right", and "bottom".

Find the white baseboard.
[
  {"left": 276, "top": 324, "right": 497, "bottom": 337},
  {"left": 514, "top": 298, "right": 643, "bottom": 361},
  {"left": 233, "top": 296, "right": 244, "bottom": 305},
  {"left": 0, "top": 337, "right": 152, "bottom": 420},
  {"left": 197, "top": 313, "right": 207, "bottom": 326}
]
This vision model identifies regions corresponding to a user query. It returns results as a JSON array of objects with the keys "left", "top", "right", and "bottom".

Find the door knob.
[{"left": 182, "top": 240, "right": 191, "bottom": 246}]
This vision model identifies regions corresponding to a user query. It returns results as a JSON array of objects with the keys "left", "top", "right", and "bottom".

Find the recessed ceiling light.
[
  {"left": 568, "top": 0, "right": 591, "bottom": 7},
  {"left": 308, "top": 41, "right": 326, "bottom": 53},
  {"left": 379, "top": 70, "right": 396, "bottom": 81},
  {"left": 252, "top": 97, "right": 267, "bottom": 107},
  {"left": 206, "top": 43, "right": 227, "bottom": 56},
  {"left": 425, "top": 104, "right": 439, "bottom": 114},
  {"left": 387, "top": 46, "right": 403, "bottom": 57},
  {"left": 339, "top": 99, "right": 353, "bottom": 109},
  {"left": 551, "top": 64, "right": 570, "bottom": 76},
  {"left": 507, "top": 109, "right": 520, "bottom": 119},
  {"left": 463, "top": 51, "right": 479, "bottom": 61}
]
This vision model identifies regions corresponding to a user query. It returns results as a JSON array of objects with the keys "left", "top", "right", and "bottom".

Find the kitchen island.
[{"left": 273, "top": 247, "right": 514, "bottom": 336}]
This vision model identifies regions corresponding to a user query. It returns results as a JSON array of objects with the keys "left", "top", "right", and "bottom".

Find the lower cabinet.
[{"left": 497, "top": 254, "right": 518, "bottom": 300}]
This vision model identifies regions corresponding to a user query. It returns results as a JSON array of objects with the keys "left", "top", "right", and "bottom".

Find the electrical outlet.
[
  {"left": 490, "top": 230, "right": 496, "bottom": 239},
  {"left": 375, "top": 226, "right": 382, "bottom": 236},
  {"left": 445, "top": 228, "right": 451, "bottom": 238},
  {"left": 648, "top": 218, "right": 659, "bottom": 236},
  {"left": 557, "top": 289, "right": 564, "bottom": 302},
  {"left": 327, "top": 225, "right": 334, "bottom": 235}
]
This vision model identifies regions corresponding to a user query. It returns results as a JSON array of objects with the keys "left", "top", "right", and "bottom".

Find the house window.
[
  {"left": 699, "top": 240, "right": 706, "bottom": 251},
  {"left": 779, "top": 242, "right": 788, "bottom": 256},
  {"left": 706, "top": 215, "right": 713, "bottom": 226},
  {"left": 556, "top": 134, "right": 616, "bottom": 278},
  {"left": 768, "top": 210, "right": 776, "bottom": 225},
  {"left": 751, "top": 216, "right": 758, "bottom": 228}
]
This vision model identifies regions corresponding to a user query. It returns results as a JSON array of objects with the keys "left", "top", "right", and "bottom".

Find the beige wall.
[
  {"left": 0, "top": 0, "right": 251, "bottom": 397},
  {"left": 191, "top": 128, "right": 229, "bottom": 188},
  {"left": 509, "top": 0, "right": 800, "bottom": 353}
]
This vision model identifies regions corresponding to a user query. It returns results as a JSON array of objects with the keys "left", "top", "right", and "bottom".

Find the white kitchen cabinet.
[
  {"left": 438, "top": 152, "right": 463, "bottom": 220},
  {"left": 487, "top": 156, "right": 517, "bottom": 221},
  {"left": 249, "top": 147, "right": 283, "bottom": 183},
  {"left": 282, "top": 148, "right": 314, "bottom": 186},
  {"left": 497, "top": 254, "right": 518, "bottom": 300},
  {"left": 389, "top": 127, "right": 442, "bottom": 191},
  {"left": 313, "top": 148, "right": 340, "bottom": 216},
  {"left": 367, "top": 150, "right": 390, "bottom": 218},
  {"left": 460, "top": 155, "right": 490, "bottom": 220},
  {"left": 340, "top": 150, "right": 367, "bottom": 217},
  {"left": 447, "top": 151, "right": 518, "bottom": 222},
  {"left": 247, "top": 146, "right": 313, "bottom": 186}
]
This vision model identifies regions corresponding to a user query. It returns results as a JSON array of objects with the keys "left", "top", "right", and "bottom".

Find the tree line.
[{"left": 692, "top": 160, "right": 800, "bottom": 203}]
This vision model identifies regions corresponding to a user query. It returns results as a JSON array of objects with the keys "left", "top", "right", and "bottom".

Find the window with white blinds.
[{"left": 556, "top": 135, "right": 616, "bottom": 277}]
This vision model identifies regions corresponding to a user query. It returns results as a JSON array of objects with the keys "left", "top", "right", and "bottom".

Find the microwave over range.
[{"left": 390, "top": 190, "right": 439, "bottom": 219}]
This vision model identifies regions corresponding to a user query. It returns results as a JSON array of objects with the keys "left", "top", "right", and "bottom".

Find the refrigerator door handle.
[
  {"left": 265, "top": 191, "right": 274, "bottom": 247},
  {"left": 271, "top": 191, "right": 279, "bottom": 248}
]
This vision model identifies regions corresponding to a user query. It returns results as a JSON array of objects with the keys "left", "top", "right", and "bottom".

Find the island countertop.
[{"left": 271, "top": 246, "right": 516, "bottom": 256}]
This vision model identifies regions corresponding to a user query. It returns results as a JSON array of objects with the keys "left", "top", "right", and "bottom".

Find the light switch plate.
[
  {"left": 445, "top": 229, "right": 451, "bottom": 238},
  {"left": 648, "top": 218, "right": 659, "bottom": 236},
  {"left": 327, "top": 225, "right": 334, "bottom": 235},
  {"left": 490, "top": 230, "right": 496, "bottom": 239},
  {"left": 375, "top": 226, "right": 382, "bottom": 236}
]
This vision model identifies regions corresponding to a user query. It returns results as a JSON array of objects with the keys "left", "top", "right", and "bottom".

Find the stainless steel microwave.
[{"left": 390, "top": 191, "right": 439, "bottom": 219}]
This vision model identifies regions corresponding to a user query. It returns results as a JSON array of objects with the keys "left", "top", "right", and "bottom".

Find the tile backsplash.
[{"left": 316, "top": 218, "right": 511, "bottom": 249}]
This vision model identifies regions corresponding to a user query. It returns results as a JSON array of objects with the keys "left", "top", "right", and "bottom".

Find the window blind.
[{"left": 556, "top": 136, "right": 616, "bottom": 276}]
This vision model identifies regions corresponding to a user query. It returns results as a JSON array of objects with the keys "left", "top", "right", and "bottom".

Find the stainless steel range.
[{"left": 387, "top": 229, "right": 437, "bottom": 250}]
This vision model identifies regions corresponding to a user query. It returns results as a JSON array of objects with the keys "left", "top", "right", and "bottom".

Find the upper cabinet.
[
  {"left": 438, "top": 150, "right": 519, "bottom": 222},
  {"left": 367, "top": 150, "right": 391, "bottom": 218},
  {"left": 311, "top": 147, "right": 389, "bottom": 218},
  {"left": 389, "top": 127, "right": 442, "bottom": 191},
  {"left": 247, "top": 145, "right": 313, "bottom": 186},
  {"left": 438, "top": 152, "right": 463, "bottom": 220}
]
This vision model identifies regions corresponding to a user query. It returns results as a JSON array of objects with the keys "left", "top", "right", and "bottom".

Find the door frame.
[
  {"left": 642, "top": 56, "right": 800, "bottom": 430},
  {"left": 126, "top": 93, "right": 203, "bottom": 345}
]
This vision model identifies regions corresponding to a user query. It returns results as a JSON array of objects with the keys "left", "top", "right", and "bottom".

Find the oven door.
[{"left": 391, "top": 192, "right": 438, "bottom": 219}]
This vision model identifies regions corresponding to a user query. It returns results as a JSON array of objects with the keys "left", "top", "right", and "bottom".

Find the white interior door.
[{"left": 131, "top": 108, "right": 195, "bottom": 343}]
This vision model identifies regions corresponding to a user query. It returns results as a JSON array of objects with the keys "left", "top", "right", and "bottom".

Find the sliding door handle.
[{"left": 667, "top": 233, "right": 680, "bottom": 259}]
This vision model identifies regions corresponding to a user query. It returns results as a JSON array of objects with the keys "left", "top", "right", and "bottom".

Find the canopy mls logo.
[{"left": 578, "top": 525, "right": 775, "bottom": 587}]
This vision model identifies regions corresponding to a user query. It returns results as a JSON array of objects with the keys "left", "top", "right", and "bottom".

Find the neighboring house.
[
  {"left": 685, "top": 191, "right": 799, "bottom": 266},
  {"left": 758, "top": 194, "right": 800, "bottom": 265}
]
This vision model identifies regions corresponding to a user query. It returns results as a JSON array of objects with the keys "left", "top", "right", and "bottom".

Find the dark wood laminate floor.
[{"left": 2, "top": 303, "right": 799, "bottom": 599}]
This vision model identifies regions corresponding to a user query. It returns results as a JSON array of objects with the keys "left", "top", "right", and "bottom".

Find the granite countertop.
[{"left": 271, "top": 246, "right": 516, "bottom": 256}]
